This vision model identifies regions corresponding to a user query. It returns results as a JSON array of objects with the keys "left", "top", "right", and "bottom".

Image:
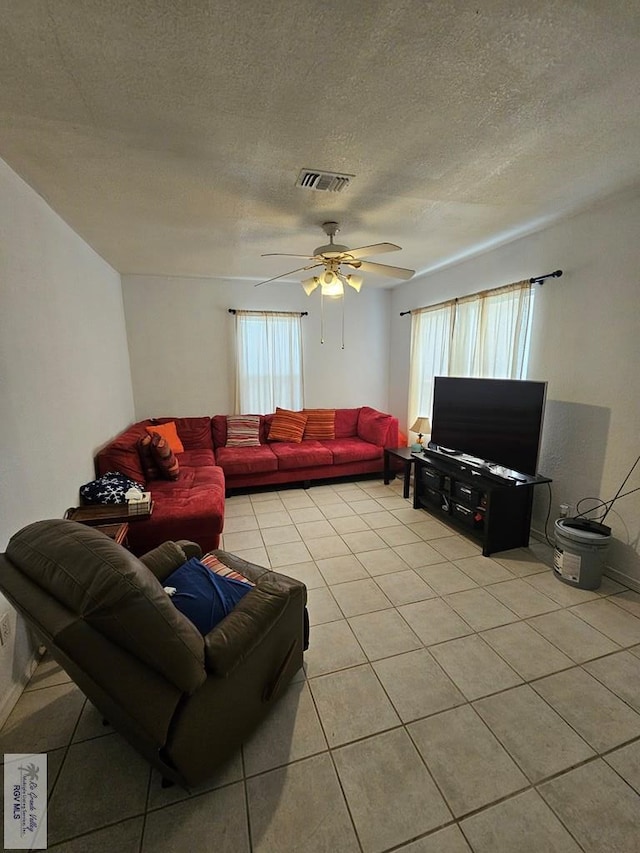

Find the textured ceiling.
[{"left": 1, "top": 0, "right": 639, "bottom": 287}]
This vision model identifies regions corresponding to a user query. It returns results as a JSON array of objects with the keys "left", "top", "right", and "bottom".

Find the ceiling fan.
[{"left": 255, "top": 221, "right": 415, "bottom": 296}]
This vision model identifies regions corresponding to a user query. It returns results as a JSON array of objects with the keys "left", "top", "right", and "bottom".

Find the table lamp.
[{"left": 410, "top": 417, "right": 431, "bottom": 452}]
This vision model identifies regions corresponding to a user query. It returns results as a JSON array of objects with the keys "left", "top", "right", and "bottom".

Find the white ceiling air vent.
[{"left": 296, "top": 169, "right": 354, "bottom": 192}]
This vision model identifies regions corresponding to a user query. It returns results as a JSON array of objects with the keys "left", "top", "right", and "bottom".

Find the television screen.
[{"left": 429, "top": 377, "right": 547, "bottom": 475}]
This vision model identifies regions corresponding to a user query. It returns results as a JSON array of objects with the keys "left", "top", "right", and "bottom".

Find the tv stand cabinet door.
[{"left": 483, "top": 484, "right": 533, "bottom": 556}]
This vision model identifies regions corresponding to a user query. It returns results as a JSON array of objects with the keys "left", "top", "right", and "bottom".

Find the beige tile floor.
[{"left": 2, "top": 477, "right": 640, "bottom": 852}]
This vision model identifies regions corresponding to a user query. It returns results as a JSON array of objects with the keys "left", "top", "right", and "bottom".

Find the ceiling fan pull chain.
[
  {"left": 341, "top": 296, "right": 345, "bottom": 349},
  {"left": 320, "top": 290, "right": 325, "bottom": 344}
]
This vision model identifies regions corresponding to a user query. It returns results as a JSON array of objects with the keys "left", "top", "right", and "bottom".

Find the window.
[
  {"left": 408, "top": 281, "right": 534, "bottom": 429},
  {"left": 234, "top": 311, "right": 304, "bottom": 413}
]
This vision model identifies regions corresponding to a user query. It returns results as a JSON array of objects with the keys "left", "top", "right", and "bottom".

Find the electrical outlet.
[
  {"left": 0, "top": 612, "right": 10, "bottom": 646},
  {"left": 559, "top": 504, "right": 570, "bottom": 517}
]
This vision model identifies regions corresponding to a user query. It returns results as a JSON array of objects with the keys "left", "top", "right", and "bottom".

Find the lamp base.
[{"left": 410, "top": 443, "right": 423, "bottom": 452}]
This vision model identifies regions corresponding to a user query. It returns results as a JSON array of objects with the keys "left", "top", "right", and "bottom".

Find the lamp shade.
[
  {"left": 410, "top": 417, "right": 431, "bottom": 436},
  {"left": 302, "top": 276, "right": 320, "bottom": 295}
]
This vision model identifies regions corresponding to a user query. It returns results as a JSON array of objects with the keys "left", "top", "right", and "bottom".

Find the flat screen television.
[{"left": 429, "top": 377, "right": 547, "bottom": 475}]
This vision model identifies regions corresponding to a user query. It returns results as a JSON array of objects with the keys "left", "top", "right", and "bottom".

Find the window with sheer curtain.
[
  {"left": 408, "top": 281, "right": 534, "bottom": 431},
  {"left": 234, "top": 311, "right": 304, "bottom": 414}
]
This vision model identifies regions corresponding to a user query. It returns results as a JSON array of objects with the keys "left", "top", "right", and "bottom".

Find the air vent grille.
[{"left": 296, "top": 169, "right": 354, "bottom": 193}]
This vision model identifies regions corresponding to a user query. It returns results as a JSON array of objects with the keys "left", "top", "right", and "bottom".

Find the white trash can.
[{"left": 553, "top": 518, "right": 611, "bottom": 590}]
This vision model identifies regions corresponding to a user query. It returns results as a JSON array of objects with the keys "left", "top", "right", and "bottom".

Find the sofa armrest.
[
  {"left": 176, "top": 540, "right": 203, "bottom": 560},
  {"left": 139, "top": 541, "right": 189, "bottom": 582},
  {"left": 204, "top": 579, "right": 304, "bottom": 677}
]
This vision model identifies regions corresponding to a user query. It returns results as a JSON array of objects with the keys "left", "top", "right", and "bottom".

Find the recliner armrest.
[
  {"left": 204, "top": 580, "right": 302, "bottom": 677},
  {"left": 139, "top": 541, "right": 189, "bottom": 582}
]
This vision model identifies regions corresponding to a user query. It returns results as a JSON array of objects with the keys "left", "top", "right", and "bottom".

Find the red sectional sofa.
[{"left": 95, "top": 407, "right": 398, "bottom": 556}]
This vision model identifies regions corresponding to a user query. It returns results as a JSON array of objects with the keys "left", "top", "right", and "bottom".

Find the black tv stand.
[{"left": 413, "top": 448, "right": 551, "bottom": 556}]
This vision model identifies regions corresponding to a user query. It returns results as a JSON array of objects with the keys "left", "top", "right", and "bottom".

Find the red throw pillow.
[
  {"left": 268, "top": 408, "right": 308, "bottom": 443},
  {"left": 145, "top": 421, "right": 184, "bottom": 454},
  {"left": 149, "top": 432, "right": 180, "bottom": 480},
  {"left": 137, "top": 433, "right": 160, "bottom": 481},
  {"left": 358, "top": 407, "right": 393, "bottom": 446},
  {"left": 303, "top": 409, "right": 336, "bottom": 440}
]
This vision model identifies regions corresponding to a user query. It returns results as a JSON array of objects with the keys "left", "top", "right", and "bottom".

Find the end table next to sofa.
[{"left": 383, "top": 446, "right": 420, "bottom": 499}]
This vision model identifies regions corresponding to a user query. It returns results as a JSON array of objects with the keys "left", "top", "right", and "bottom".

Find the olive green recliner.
[{"left": 0, "top": 519, "right": 307, "bottom": 788}]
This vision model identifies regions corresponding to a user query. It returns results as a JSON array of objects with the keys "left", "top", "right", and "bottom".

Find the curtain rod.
[
  {"left": 228, "top": 309, "right": 308, "bottom": 316},
  {"left": 399, "top": 269, "right": 563, "bottom": 316}
]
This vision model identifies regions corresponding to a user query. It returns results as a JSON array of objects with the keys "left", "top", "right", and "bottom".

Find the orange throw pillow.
[
  {"left": 268, "top": 408, "right": 308, "bottom": 443},
  {"left": 145, "top": 421, "right": 184, "bottom": 454},
  {"left": 303, "top": 408, "right": 336, "bottom": 440}
]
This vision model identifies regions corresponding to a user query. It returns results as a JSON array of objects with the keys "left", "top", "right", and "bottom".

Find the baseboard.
[
  {"left": 0, "top": 652, "right": 40, "bottom": 730},
  {"left": 530, "top": 525, "right": 640, "bottom": 594}
]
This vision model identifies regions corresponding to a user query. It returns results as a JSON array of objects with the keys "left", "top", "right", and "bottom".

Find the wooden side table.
[
  {"left": 93, "top": 522, "right": 129, "bottom": 547},
  {"left": 383, "top": 446, "right": 420, "bottom": 499}
]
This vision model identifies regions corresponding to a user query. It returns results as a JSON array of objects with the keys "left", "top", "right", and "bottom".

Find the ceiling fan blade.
[
  {"left": 344, "top": 242, "right": 402, "bottom": 260},
  {"left": 355, "top": 260, "right": 415, "bottom": 280},
  {"left": 261, "top": 253, "right": 317, "bottom": 259},
  {"left": 254, "top": 263, "right": 322, "bottom": 287}
]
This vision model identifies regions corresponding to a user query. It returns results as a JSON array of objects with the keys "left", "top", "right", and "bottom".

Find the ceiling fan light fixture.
[
  {"left": 346, "top": 273, "right": 363, "bottom": 292},
  {"left": 321, "top": 274, "right": 344, "bottom": 298},
  {"left": 302, "top": 276, "right": 320, "bottom": 295}
]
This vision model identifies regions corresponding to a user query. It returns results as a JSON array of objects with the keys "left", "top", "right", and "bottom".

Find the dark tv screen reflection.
[{"left": 430, "top": 377, "right": 547, "bottom": 475}]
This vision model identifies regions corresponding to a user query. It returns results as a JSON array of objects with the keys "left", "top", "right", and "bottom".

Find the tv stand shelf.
[{"left": 413, "top": 448, "right": 551, "bottom": 556}]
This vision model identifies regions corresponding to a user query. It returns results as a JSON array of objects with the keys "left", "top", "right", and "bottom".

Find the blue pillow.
[{"left": 164, "top": 557, "right": 251, "bottom": 635}]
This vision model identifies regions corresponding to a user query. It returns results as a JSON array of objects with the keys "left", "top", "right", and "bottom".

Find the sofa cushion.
[
  {"left": 358, "top": 406, "right": 394, "bottom": 446},
  {"left": 215, "top": 444, "right": 278, "bottom": 476},
  {"left": 270, "top": 440, "right": 333, "bottom": 470},
  {"left": 138, "top": 433, "right": 160, "bottom": 481},
  {"left": 268, "top": 408, "right": 308, "bottom": 443},
  {"left": 226, "top": 415, "right": 261, "bottom": 447},
  {"left": 146, "top": 421, "right": 184, "bottom": 454},
  {"left": 149, "top": 417, "right": 213, "bottom": 451},
  {"left": 303, "top": 409, "right": 336, "bottom": 440},
  {"left": 335, "top": 408, "right": 360, "bottom": 438},
  {"left": 164, "top": 557, "right": 251, "bottom": 635},
  {"left": 150, "top": 432, "right": 180, "bottom": 480},
  {"left": 322, "top": 437, "right": 383, "bottom": 465},
  {"left": 96, "top": 422, "right": 148, "bottom": 482}
]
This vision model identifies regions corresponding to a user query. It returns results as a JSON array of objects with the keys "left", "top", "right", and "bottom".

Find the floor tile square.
[
  {"left": 329, "top": 515, "right": 370, "bottom": 534},
  {"left": 277, "top": 560, "right": 325, "bottom": 588},
  {"left": 356, "top": 547, "right": 410, "bottom": 576},
  {"left": 373, "top": 649, "right": 465, "bottom": 722},
  {"left": 532, "top": 666, "right": 640, "bottom": 752},
  {"left": 375, "top": 495, "right": 410, "bottom": 511},
  {"left": 222, "top": 527, "right": 265, "bottom": 552},
  {"left": 310, "top": 490, "right": 348, "bottom": 507},
  {"left": 584, "top": 650, "right": 640, "bottom": 711},
  {"left": 265, "top": 540, "right": 311, "bottom": 567},
  {"left": 288, "top": 506, "right": 325, "bottom": 523},
  {"left": 296, "top": 519, "right": 335, "bottom": 539},
  {"left": 609, "top": 589, "right": 640, "bottom": 618},
  {"left": 480, "top": 622, "right": 573, "bottom": 680},
  {"left": 604, "top": 740, "right": 640, "bottom": 793},
  {"left": 374, "top": 569, "right": 436, "bottom": 605},
  {"left": 221, "top": 514, "right": 258, "bottom": 534},
  {"left": 409, "top": 705, "right": 527, "bottom": 816},
  {"left": 415, "top": 562, "right": 479, "bottom": 594},
  {"left": 242, "top": 681, "right": 327, "bottom": 775},
  {"left": 392, "top": 507, "right": 434, "bottom": 525},
  {"left": 333, "top": 729, "right": 451, "bottom": 853},
  {"left": 460, "top": 788, "right": 582, "bottom": 853},
  {"left": 319, "top": 502, "right": 357, "bottom": 519},
  {"left": 341, "top": 530, "right": 387, "bottom": 553},
  {"left": 486, "top": 578, "right": 560, "bottom": 617},
  {"left": 256, "top": 510, "right": 293, "bottom": 529},
  {"left": 304, "top": 620, "right": 367, "bottom": 677},
  {"left": 306, "top": 534, "right": 350, "bottom": 560},
  {"left": 247, "top": 753, "right": 360, "bottom": 853},
  {"left": 146, "top": 752, "right": 243, "bottom": 811},
  {"left": 394, "top": 541, "right": 448, "bottom": 568},
  {"left": 231, "top": 545, "right": 270, "bottom": 565},
  {"left": 330, "top": 578, "right": 392, "bottom": 617},
  {"left": 398, "top": 598, "right": 473, "bottom": 646},
  {"left": 279, "top": 491, "right": 315, "bottom": 509},
  {"left": 361, "top": 510, "right": 401, "bottom": 528},
  {"left": 407, "top": 518, "right": 454, "bottom": 540},
  {"left": 48, "top": 734, "right": 150, "bottom": 845},
  {"left": 348, "top": 498, "right": 384, "bottom": 514},
  {"left": 527, "top": 610, "right": 619, "bottom": 663},
  {"left": 377, "top": 524, "right": 422, "bottom": 546},
  {"left": 72, "top": 700, "right": 115, "bottom": 742},
  {"left": 569, "top": 597, "right": 640, "bottom": 646},
  {"left": 430, "top": 635, "right": 522, "bottom": 700},
  {"left": 445, "top": 588, "right": 519, "bottom": 631},
  {"left": 393, "top": 824, "right": 472, "bottom": 853},
  {"left": 252, "top": 498, "right": 286, "bottom": 515},
  {"left": 260, "top": 524, "right": 301, "bottom": 546},
  {"left": 538, "top": 759, "right": 640, "bottom": 853},
  {"left": 492, "top": 548, "right": 552, "bottom": 577},
  {"left": 316, "top": 554, "right": 369, "bottom": 584},
  {"left": 306, "top": 586, "right": 343, "bottom": 625},
  {"left": 454, "top": 555, "right": 514, "bottom": 584},
  {"left": 430, "top": 536, "right": 482, "bottom": 560},
  {"left": 349, "top": 609, "right": 422, "bottom": 660},
  {"left": 309, "top": 663, "right": 400, "bottom": 746},
  {"left": 24, "top": 654, "right": 71, "bottom": 692},
  {"left": 0, "top": 682, "right": 85, "bottom": 756},
  {"left": 474, "top": 684, "right": 594, "bottom": 782},
  {"left": 524, "top": 570, "right": 601, "bottom": 606}
]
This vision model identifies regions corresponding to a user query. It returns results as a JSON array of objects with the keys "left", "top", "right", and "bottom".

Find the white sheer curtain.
[
  {"left": 407, "top": 301, "right": 455, "bottom": 435},
  {"left": 407, "top": 281, "right": 534, "bottom": 439},
  {"left": 234, "top": 311, "right": 304, "bottom": 413}
]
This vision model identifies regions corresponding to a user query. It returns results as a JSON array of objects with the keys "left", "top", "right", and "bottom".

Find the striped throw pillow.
[
  {"left": 201, "top": 553, "right": 255, "bottom": 586},
  {"left": 268, "top": 408, "right": 308, "bottom": 443},
  {"left": 137, "top": 433, "right": 160, "bottom": 481},
  {"left": 149, "top": 432, "right": 180, "bottom": 480},
  {"left": 303, "top": 408, "right": 336, "bottom": 440},
  {"left": 226, "top": 415, "right": 261, "bottom": 447}
]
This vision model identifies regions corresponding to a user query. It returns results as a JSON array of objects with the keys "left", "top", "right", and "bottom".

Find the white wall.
[
  {"left": 121, "top": 275, "right": 391, "bottom": 418},
  {"left": 390, "top": 189, "right": 640, "bottom": 587},
  {"left": 0, "top": 158, "right": 135, "bottom": 723}
]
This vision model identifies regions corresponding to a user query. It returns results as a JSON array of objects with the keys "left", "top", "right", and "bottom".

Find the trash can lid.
[{"left": 555, "top": 518, "right": 611, "bottom": 541}]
